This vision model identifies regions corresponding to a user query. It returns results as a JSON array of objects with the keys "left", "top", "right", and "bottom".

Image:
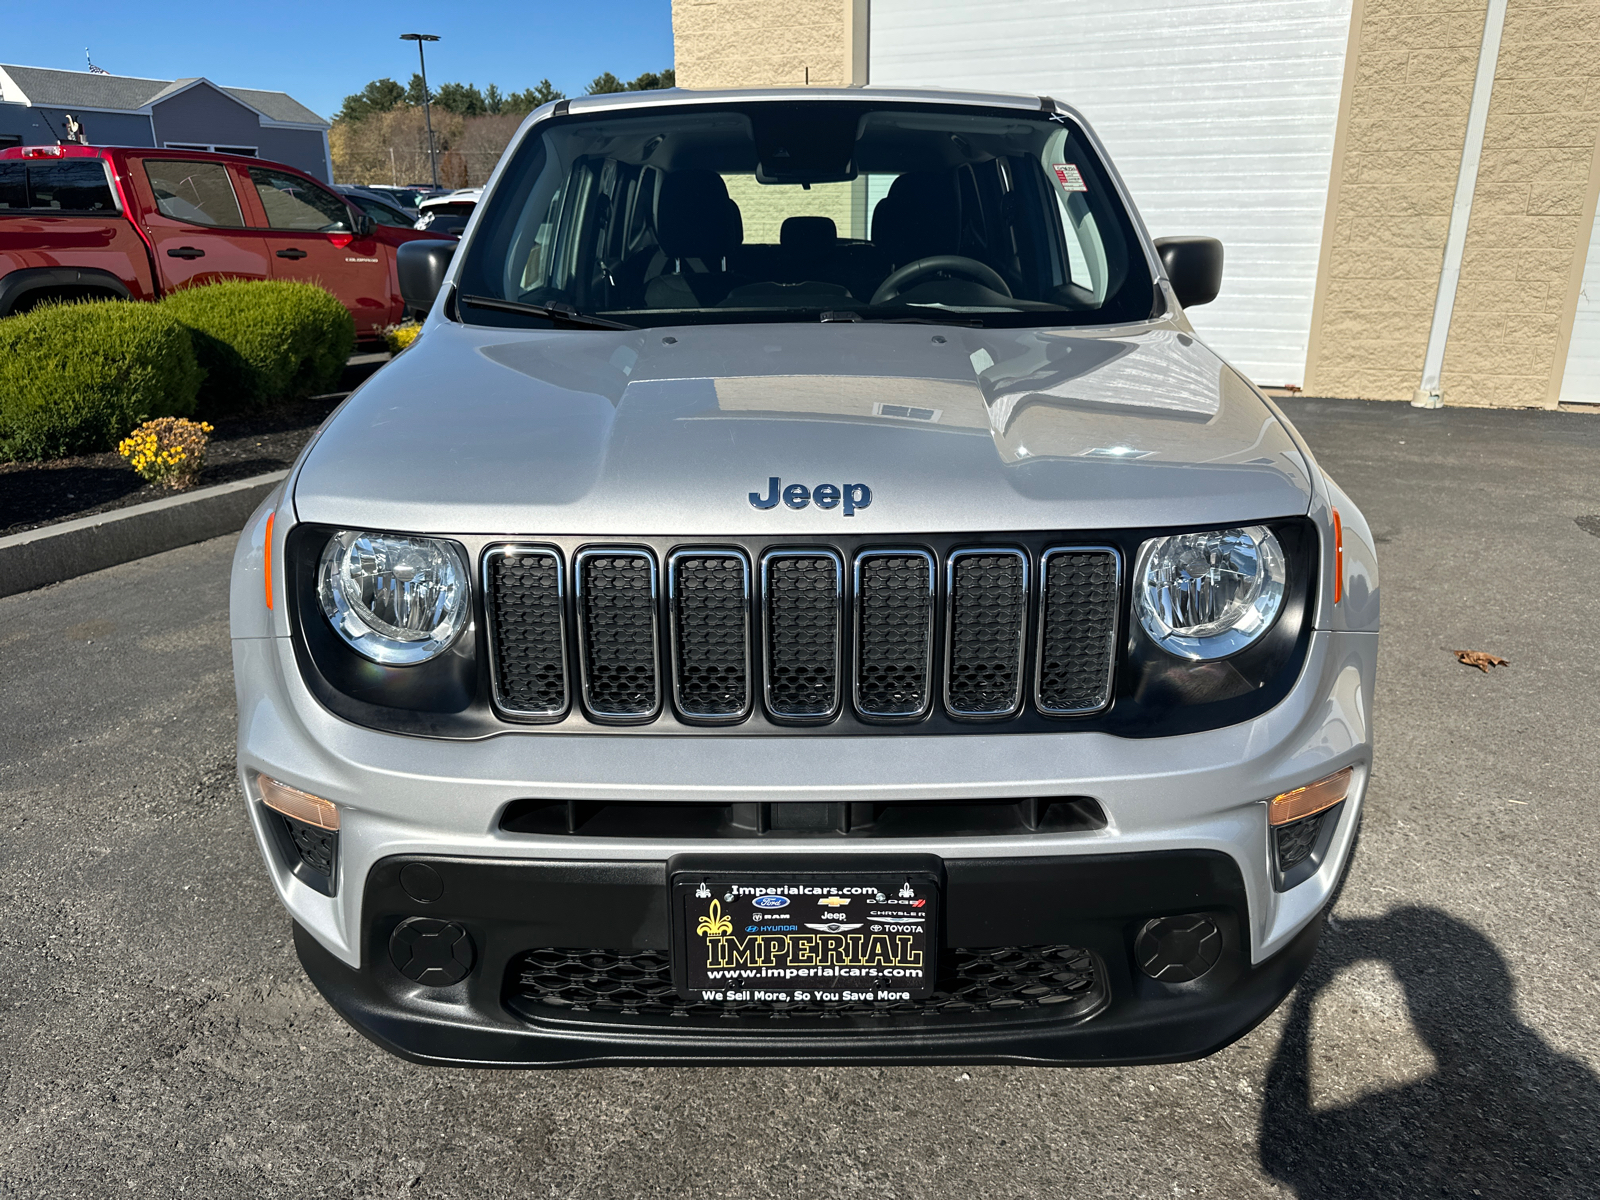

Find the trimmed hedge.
[
  {"left": 0, "top": 300, "right": 202, "bottom": 461},
  {"left": 162, "top": 280, "right": 355, "bottom": 417}
]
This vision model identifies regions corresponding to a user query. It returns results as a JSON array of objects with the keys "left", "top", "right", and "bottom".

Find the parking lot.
[{"left": 2, "top": 396, "right": 1598, "bottom": 1199}]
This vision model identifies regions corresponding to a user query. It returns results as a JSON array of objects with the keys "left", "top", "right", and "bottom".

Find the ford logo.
[{"left": 752, "top": 895, "right": 790, "bottom": 909}]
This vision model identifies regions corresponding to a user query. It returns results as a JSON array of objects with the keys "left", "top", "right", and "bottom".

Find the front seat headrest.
[
  {"left": 780, "top": 215, "right": 837, "bottom": 256},
  {"left": 872, "top": 171, "right": 961, "bottom": 266},
  {"left": 655, "top": 170, "right": 741, "bottom": 261}
]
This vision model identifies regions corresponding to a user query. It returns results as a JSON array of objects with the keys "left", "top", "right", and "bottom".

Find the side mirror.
[
  {"left": 1153, "top": 236, "right": 1223, "bottom": 308},
  {"left": 398, "top": 238, "right": 457, "bottom": 313},
  {"left": 350, "top": 210, "right": 376, "bottom": 238}
]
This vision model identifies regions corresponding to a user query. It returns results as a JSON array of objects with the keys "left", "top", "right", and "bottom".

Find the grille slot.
[
  {"left": 483, "top": 546, "right": 568, "bottom": 719},
  {"left": 507, "top": 944, "right": 1103, "bottom": 1024},
  {"left": 1036, "top": 548, "right": 1120, "bottom": 715},
  {"left": 762, "top": 551, "right": 842, "bottom": 720},
  {"left": 575, "top": 550, "right": 660, "bottom": 720},
  {"left": 854, "top": 550, "right": 935, "bottom": 719},
  {"left": 669, "top": 551, "right": 750, "bottom": 721},
  {"left": 945, "top": 549, "right": 1028, "bottom": 718}
]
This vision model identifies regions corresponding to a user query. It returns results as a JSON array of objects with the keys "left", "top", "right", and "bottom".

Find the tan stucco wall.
[
  {"left": 672, "top": 0, "right": 867, "bottom": 89},
  {"left": 1304, "top": 0, "right": 1491, "bottom": 400},
  {"left": 1437, "top": 1, "right": 1600, "bottom": 407}
]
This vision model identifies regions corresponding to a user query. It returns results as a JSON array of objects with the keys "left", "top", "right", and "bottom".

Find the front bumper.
[
  {"left": 235, "top": 625, "right": 1375, "bottom": 1066},
  {"left": 295, "top": 849, "right": 1327, "bottom": 1067}
]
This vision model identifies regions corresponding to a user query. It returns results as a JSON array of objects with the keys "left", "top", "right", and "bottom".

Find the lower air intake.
[{"left": 506, "top": 944, "right": 1103, "bottom": 1024}]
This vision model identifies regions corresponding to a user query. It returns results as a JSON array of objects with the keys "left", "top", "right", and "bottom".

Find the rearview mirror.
[
  {"left": 1153, "top": 236, "right": 1224, "bottom": 308},
  {"left": 398, "top": 239, "right": 457, "bottom": 314},
  {"left": 350, "top": 210, "right": 376, "bottom": 238}
]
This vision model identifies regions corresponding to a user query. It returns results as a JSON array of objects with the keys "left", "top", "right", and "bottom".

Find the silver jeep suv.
[{"left": 230, "top": 87, "right": 1378, "bottom": 1068}]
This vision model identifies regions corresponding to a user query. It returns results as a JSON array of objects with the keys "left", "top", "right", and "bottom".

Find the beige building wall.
[
  {"left": 1438, "top": 1, "right": 1600, "bottom": 407},
  {"left": 672, "top": 0, "right": 868, "bottom": 89},
  {"left": 1303, "top": 0, "right": 1491, "bottom": 400}
]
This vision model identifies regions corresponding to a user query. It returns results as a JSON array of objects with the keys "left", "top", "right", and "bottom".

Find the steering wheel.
[{"left": 870, "top": 255, "right": 1014, "bottom": 306}]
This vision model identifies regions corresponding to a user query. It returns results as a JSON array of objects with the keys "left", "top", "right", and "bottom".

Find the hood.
[{"left": 293, "top": 321, "right": 1315, "bottom": 536}]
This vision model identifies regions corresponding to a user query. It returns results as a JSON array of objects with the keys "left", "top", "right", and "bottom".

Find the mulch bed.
[{"left": 0, "top": 359, "right": 386, "bottom": 539}]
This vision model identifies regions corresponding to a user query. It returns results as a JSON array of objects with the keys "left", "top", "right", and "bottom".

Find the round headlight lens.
[
  {"left": 1134, "top": 526, "right": 1286, "bottom": 660},
  {"left": 317, "top": 531, "right": 471, "bottom": 665}
]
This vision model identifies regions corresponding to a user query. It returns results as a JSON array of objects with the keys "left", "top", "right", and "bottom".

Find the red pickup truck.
[{"left": 0, "top": 145, "right": 452, "bottom": 336}]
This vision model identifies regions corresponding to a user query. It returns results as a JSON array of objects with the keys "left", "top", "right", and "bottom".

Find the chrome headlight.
[
  {"left": 317, "top": 530, "right": 471, "bottom": 665},
  {"left": 1134, "top": 526, "right": 1286, "bottom": 660}
]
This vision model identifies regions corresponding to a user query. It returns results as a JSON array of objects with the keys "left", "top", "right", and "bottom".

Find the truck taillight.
[{"left": 20, "top": 145, "right": 67, "bottom": 158}]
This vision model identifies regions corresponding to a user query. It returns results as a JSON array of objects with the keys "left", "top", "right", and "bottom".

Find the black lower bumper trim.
[{"left": 293, "top": 850, "right": 1323, "bottom": 1068}]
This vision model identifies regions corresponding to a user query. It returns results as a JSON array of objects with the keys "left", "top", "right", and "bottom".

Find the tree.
[
  {"left": 485, "top": 83, "right": 503, "bottom": 115},
  {"left": 405, "top": 74, "right": 429, "bottom": 106},
  {"left": 336, "top": 77, "right": 406, "bottom": 123},
  {"left": 627, "top": 68, "right": 676, "bottom": 91},
  {"left": 433, "top": 82, "right": 487, "bottom": 116},
  {"left": 587, "top": 72, "right": 626, "bottom": 95},
  {"left": 505, "top": 80, "right": 565, "bottom": 113}
]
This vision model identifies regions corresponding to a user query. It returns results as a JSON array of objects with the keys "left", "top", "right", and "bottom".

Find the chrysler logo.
[{"left": 749, "top": 477, "right": 872, "bottom": 516}]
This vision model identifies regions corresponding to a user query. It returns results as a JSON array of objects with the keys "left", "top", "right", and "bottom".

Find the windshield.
[{"left": 454, "top": 100, "right": 1157, "bottom": 329}]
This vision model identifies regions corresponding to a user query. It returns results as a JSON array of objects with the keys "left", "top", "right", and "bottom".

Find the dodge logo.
[{"left": 749, "top": 477, "right": 872, "bottom": 516}]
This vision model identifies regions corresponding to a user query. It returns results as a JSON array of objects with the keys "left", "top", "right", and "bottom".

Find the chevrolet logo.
[{"left": 818, "top": 896, "right": 850, "bottom": 908}]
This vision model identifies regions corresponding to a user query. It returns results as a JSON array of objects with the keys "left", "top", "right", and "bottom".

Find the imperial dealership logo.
[{"left": 749, "top": 478, "right": 872, "bottom": 515}]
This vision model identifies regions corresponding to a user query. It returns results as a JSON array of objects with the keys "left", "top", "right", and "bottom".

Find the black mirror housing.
[
  {"left": 1154, "top": 236, "right": 1224, "bottom": 308},
  {"left": 398, "top": 238, "right": 457, "bottom": 314},
  {"left": 351, "top": 210, "right": 376, "bottom": 238}
]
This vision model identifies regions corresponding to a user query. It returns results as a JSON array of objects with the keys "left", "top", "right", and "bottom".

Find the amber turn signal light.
[
  {"left": 257, "top": 773, "right": 340, "bottom": 830},
  {"left": 1268, "top": 766, "right": 1353, "bottom": 826}
]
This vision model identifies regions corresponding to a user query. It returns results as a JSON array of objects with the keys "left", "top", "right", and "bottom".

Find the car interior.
[{"left": 463, "top": 102, "right": 1154, "bottom": 325}]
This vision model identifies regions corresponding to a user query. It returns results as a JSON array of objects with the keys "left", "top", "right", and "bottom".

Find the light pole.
[{"left": 400, "top": 33, "right": 441, "bottom": 189}]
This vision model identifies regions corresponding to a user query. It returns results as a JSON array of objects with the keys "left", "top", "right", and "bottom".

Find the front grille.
[
  {"left": 669, "top": 552, "right": 750, "bottom": 720},
  {"left": 575, "top": 550, "right": 659, "bottom": 719},
  {"left": 946, "top": 550, "right": 1028, "bottom": 717},
  {"left": 854, "top": 550, "right": 935, "bottom": 718},
  {"left": 485, "top": 540, "right": 1120, "bottom": 727},
  {"left": 506, "top": 944, "right": 1103, "bottom": 1024},
  {"left": 484, "top": 548, "right": 567, "bottom": 718},
  {"left": 763, "top": 551, "right": 841, "bottom": 719},
  {"left": 1036, "top": 549, "right": 1120, "bottom": 714}
]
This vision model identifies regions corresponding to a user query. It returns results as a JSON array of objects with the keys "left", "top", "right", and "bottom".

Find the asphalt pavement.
[{"left": 3, "top": 396, "right": 1598, "bottom": 1199}]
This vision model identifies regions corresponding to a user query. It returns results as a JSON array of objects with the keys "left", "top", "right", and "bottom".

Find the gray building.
[{"left": 0, "top": 65, "right": 331, "bottom": 182}]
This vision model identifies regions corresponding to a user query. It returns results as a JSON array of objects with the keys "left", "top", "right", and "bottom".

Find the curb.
[{"left": 0, "top": 470, "right": 287, "bottom": 599}]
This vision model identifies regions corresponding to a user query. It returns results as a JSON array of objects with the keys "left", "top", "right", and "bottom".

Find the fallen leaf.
[{"left": 1452, "top": 650, "right": 1509, "bottom": 673}]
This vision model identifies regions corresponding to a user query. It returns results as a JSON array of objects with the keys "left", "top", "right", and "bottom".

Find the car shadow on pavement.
[{"left": 1259, "top": 906, "right": 1600, "bottom": 1199}]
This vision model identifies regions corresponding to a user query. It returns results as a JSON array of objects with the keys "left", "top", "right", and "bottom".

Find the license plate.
[{"left": 673, "top": 872, "right": 940, "bottom": 1002}]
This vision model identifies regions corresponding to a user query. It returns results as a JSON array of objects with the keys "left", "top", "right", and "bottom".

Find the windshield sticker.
[{"left": 1052, "top": 163, "right": 1088, "bottom": 192}]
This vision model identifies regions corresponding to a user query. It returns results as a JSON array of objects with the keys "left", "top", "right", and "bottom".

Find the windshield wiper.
[
  {"left": 827, "top": 310, "right": 984, "bottom": 327},
  {"left": 461, "top": 294, "right": 636, "bottom": 331}
]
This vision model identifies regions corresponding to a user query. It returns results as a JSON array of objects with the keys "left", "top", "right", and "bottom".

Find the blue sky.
[{"left": 6, "top": 1, "right": 675, "bottom": 122}]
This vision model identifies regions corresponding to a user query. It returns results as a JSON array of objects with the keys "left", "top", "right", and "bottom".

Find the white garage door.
[
  {"left": 870, "top": 0, "right": 1353, "bottom": 388},
  {"left": 1559, "top": 208, "right": 1600, "bottom": 404}
]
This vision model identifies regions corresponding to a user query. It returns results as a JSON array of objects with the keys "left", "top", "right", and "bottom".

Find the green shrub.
[
  {"left": 0, "top": 300, "right": 202, "bottom": 461},
  {"left": 162, "top": 280, "right": 355, "bottom": 416}
]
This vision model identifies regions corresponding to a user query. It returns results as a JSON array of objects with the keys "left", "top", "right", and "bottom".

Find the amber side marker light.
[
  {"left": 1268, "top": 766, "right": 1353, "bottom": 826},
  {"left": 264, "top": 511, "right": 275, "bottom": 610},
  {"left": 257, "top": 773, "right": 340, "bottom": 831}
]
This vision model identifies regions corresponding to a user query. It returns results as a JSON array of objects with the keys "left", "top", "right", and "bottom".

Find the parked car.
[
  {"left": 334, "top": 184, "right": 419, "bottom": 225},
  {"left": 0, "top": 145, "right": 453, "bottom": 336},
  {"left": 412, "top": 188, "right": 480, "bottom": 238},
  {"left": 364, "top": 184, "right": 437, "bottom": 213},
  {"left": 232, "top": 87, "right": 1379, "bottom": 1069}
]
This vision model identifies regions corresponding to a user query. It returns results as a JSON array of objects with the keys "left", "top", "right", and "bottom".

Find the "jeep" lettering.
[{"left": 749, "top": 478, "right": 872, "bottom": 516}]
